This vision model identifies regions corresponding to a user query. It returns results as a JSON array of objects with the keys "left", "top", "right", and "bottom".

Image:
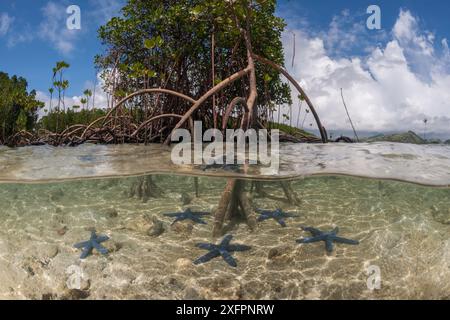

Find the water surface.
[{"left": 0, "top": 143, "right": 448, "bottom": 300}]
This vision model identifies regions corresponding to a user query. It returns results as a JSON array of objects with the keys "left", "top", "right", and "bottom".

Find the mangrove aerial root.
[
  {"left": 280, "top": 181, "right": 302, "bottom": 206},
  {"left": 213, "top": 180, "right": 257, "bottom": 237},
  {"left": 252, "top": 181, "right": 302, "bottom": 206},
  {"left": 129, "top": 175, "right": 162, "bottom": 202},
  {"left": 213, "top": 179, "right": 237, "bottom": 237},
  {"left": 194, "top": 177, "right": 199, "bottom": 198}
]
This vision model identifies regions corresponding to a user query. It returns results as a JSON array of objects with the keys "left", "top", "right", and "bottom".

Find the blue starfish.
[
  {"left": 296, "top": 226, "right": 359, "bottom": 253},
  {"left": 193, "top": 235, "right": 251, "bottom": 268},
  {"left": 164, "top": 208, "right": 210, "bottom": 225},
  {"left": 256, "top": 208, "right": 299, "bottom": 227},
  {"left": 74, "top": 231, "right": 110, "bottom": 259}
]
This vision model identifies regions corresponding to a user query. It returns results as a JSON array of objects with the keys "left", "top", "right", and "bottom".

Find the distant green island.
[
  {"left": 274, "top": 124, "right": 450, "bottom": 145},
  {"left": 361, "top": 131, "right": 450, "bottom": 145}
]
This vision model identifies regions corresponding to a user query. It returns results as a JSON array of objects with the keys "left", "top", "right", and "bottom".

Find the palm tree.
[
  {"left": 83, "top": 89, "right": 93, "bottom": 110},
  {"left": 80, "top": 98, "right": 87, "bottom": 110},
  {"left": 61, "top": 80, "right": 69, "bottom": 110},
  {"left": 48, "top": 88, "right": 54, "bottom": 112},
  {"left": 53, "top": 61, "right": 70, "bottom": 111},
  {"left": 52, "top": 61, "right": 70, "bottom": 132}
]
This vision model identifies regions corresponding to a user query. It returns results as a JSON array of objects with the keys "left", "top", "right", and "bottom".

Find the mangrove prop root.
[
  {"left": 252, "top": 53, "right": 328, "bottom": 143},
  {"left": 224, "top": 180, "right": 242, "bottom": 221},
  {"left": 238, "top": 191, "right": 257, "bottom": 231},
  {"left": 213, "top": 179, "right": 237, "bottom": 237},
  {"left": 194, "top": 177, "right": 199, "bottom": 198},
  {"left": 280, "top": 181, "right": 302, "bottom": 206},
  {"left": 129, "top": 175, "right": 161, "bottom": 202},
  {"left": 252, "top": 181, "right": 284, "bottom": 202},
  {"left": 213, "top": 180, "right": 257, "bottom": 237},
  {"left": 252, "top": 181, "right": 301, "bottom": 205}
]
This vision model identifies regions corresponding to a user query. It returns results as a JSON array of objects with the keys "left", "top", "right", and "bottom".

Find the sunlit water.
[{"left": 0, "top": 143, "right": 449, "bottom": 300}]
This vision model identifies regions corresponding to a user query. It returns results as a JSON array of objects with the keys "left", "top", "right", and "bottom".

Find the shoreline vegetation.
[
  {"left": 1, "top": 0, "right": 328, "bottom": 148},
  {"left": 362, "top": 131, "right": 450, "bottom": 145},
  {"left": 1, "top": 1, "right": 448, "bottom": 148}
]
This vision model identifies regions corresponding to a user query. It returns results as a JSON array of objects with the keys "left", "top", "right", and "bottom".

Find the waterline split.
[{"left": 170, "top": 121, "right": 280, "bottom": 175}]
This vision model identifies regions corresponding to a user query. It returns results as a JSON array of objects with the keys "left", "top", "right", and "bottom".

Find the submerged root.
[
  {"left": 194, "top": 177, "right": 199, "bottom": 198},
  {"left": 129, "top": 175, "right": 162, "bottom": 202},
  {"left": 238, "top": 191, "right": 257, "bottom": 231},
  {"left": 252, "top": 181, "right": 301, "bottom": 206},
  {"left": 213, "top": 179, "right": 237, "bottom": 237},
  {"left": 280, "top": 181, "right": 302, "bottom": 206},
  {"left": 213, "top": 180, "right": 257, "bottom": 237}
]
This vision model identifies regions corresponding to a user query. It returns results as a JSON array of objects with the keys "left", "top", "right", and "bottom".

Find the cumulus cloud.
[
  {"left": 0, "top": 12, "right": 14, "bottom": 36},
  {"left": 88, "top": 0, "right": 124, "bottom": 24},
  {"left": 38, "top": 1, "right": 81, "bottom": 55},
  {"left": 280, "top": 9, "right": 450, "bottom": 136}
]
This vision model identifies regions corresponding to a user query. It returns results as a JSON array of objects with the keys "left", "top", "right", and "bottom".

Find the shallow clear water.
[{"left": 0, "top": 143, "right": 449, "bottom": 300}]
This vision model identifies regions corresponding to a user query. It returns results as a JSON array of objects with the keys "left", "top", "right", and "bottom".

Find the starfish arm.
[
  {"left": 170, "top": 216, "right": 184, "bottom": 225},
  {"left": 80, "top": 245, "right": 93, "bottom": 259},
  {"left": 74, "top": 241, "right": 90, "bottom": 249},
  {"left": 220, "top": 251, "right": 238, "bottom": 268},
  {"left": 333, "top": 237, "right": 359, "bottom": 245},
  {"left": 164, "top": 212, "right": 182, "bottom": 217},
  {"left": 276, "top": 218, "right": 287, "bottom": 227},
  {"left": 193, "top": 250, "right": 220, "bottom": 265},
  {"left": 325, "top": 239, "right": 334, "bottom": 252},
  {"left": 302, "top": 227, "right": 323, "bottom": 237},
  {"left": 227, "top": 244, "right": 251, "bottom": 252},
  {"left": 92, "top": 241, "right": 109, "bottom": 255},
  {"left": 257, "top": 214, "right": 271, "bottom": 222},
  {"left": 296, "top": 236, "right": 322, "bottom": 244},
  {"left": 220, "top": 235, "right": 233, "bottom": 247},
  {"left": 191, "top": 216, "right": 207, "bottom": 225},
  {"left": 95, "top": 235, "right": 110, "bottom": 243},
  {"left": 256, "top": 209, "right": 272, "bottom": 215},
  {"left": 196, "top": 243, "right": 217, "bottom": 250}
]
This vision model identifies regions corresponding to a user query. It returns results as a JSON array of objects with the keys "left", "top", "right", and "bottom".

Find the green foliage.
[
  {"left": 96, "top": 0, "right": 291, "bottom": 113},
  {"left": 38, "top": 109, "right": 107, "bottom": 133},
  {"left": 0, "top": 72, "right": 44, "bottom": 141},
  {"left": 269, "top": 122, "right": 317, "bottom": 138},
  {"left": 364, "top": 131, "right": 427, "bottom": 144}
]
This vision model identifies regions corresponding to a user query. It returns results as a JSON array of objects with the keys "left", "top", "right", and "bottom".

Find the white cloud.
[
  {"left": 281, "top": 9, "right": 450, "bottom": 136},
  {"left": 36, "top": 73, "right": 110, "bottom": 117},
  {"left": 0, "top": 12, "right": 14, "bottom": 36},
  {"left": 88, "top": 0, "right": 123, "bottom": 24},
  {"left": 35, "top": 0, "right": 122, "bottom": 54},
  {"left": 7, "top": 29, "right": 34, "bottom": 47},
  {"left": 38, "top": 2, "right": 80, "bottom": 55}
]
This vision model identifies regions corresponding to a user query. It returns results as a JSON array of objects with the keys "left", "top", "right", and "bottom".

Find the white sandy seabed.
[
  {"left": 0, "top": 174, "right": 448, "bottom": 300},
  {"left": 0, "top": 142, "right": 449, "bottom": 300}
]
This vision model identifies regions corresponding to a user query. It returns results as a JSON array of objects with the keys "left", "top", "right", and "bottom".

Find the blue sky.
[
  {"left": 0, "top": 0, "right": 124, "bottom": 96},
  {"left": 1, "top": 0, "right": 449, "bottom": 136}
]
